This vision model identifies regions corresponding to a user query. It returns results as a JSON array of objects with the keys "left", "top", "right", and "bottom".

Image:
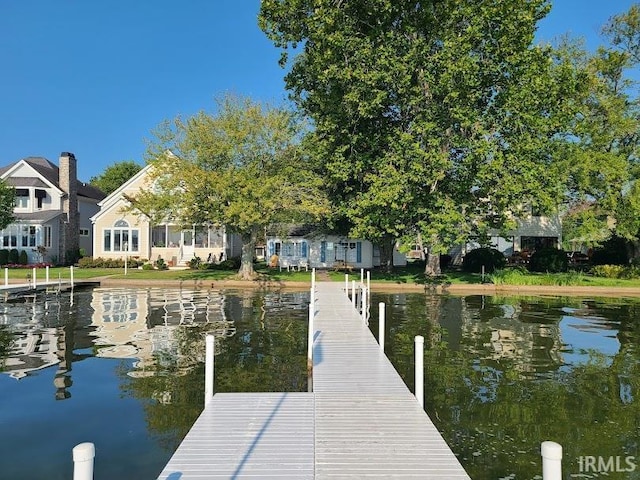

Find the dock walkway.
[{"left": 158, "top": 281, "right": 470, "bottom": 479}]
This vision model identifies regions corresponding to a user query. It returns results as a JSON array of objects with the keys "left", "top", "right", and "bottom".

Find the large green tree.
[
  {"left": 129, "top": 94, "right": 329, "bottom": 279},
  {"left": 0, "top": 180, "right": 14, "bottom": 229},
  {"left": 260, "top": 0, "right": 580, "bottom": 274},
  {"left": 90, "top": 160, "right": 142, "bottom": 195},
  {"left": 560, "top": 5, "right": 640, "bottom": 254}
]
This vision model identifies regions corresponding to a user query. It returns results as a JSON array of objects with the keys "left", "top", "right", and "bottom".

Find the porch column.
[{"left": 222, "top": 226, "right": 228, "bottom": 258}]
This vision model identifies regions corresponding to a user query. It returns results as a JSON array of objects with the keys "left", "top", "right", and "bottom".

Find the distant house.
[
  {"left": 0, "top": 152, "right": 105, "bottom": 264},
  {"left": 267, "top": 226, "right": 407, "bottom": 270},
  {"left": 449, "top": 209, "right": 563, "bottom": 264},
  {"left": 91, "top": 164, "right": 242, "bottom": 265}
]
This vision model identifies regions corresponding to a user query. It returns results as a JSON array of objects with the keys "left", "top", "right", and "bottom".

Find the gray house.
[{"left": 0, "top": 152, "right": 106, "bottom": 264}]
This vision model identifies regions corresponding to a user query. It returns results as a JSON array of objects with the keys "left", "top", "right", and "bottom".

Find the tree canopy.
[
  {"left": 90, "top": 160, "right": 142, "bottom": 195},
  {"left": 260, "top": 0, "right": 583, "bottom": 273},
  {"left": 128, "top": 94, "right": 329, "bottom": 279}
]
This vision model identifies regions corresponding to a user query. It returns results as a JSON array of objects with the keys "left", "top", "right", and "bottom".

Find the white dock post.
[
  {"left": 379, "top": 302, "right": 386, "bottom": 352},
  {"left": 308, "top": 288, "right": 314, "bottom": 373},
  {"left": 4, "top": 267, "right": 7, "bottom": 286},
  {"left": 72, "top": 442, "right": 95, "bottom": 480},
  {"left": 32, "top": 267, "right": 37, "bottom": 288},
  {"left": 345, "top": 273, "right": 348, "bottom": 293},
  {"left": 205, "top": 335, "right": 215, "bottom": 407},
  {"left": 360, "top": 268, "right": 364, "bottom": 284},
  {"left": 311, "top": 267, "right": 316, "bottom": 292},
  {"left": 367, "top": 270, "right": 370, "bottom": 297},
  {"left": 414, "top": 335, "right": 424, "bottom": 409},
  {"left": 361, "top": 286, "right": 367, "bottom": 324},
  {"left": 46, "top": 265, "right": 50, "bottom": 283},
  {"left": 541, "top": 441, "right": 562, "bottom": 480},
  {"left": 351, "top": 280, "right": 356, "bottom": 308},
  {"left": 70, "top": 265, "right": 74, "bottom": 288}
]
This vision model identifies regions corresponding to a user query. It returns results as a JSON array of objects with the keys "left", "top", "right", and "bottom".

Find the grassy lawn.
[{"left": 5, "top": 263, "right": 640, "bottom": 288}]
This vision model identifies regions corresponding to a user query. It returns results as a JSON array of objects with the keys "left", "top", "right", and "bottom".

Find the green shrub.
[
  {"left": 188, "top": 256, "right": 202, "bottom": 269},
  {"left": 462, "top": 248, "right": 506, "bottom": 273},
  {"left": 591, "top": 236, "right": 628, "bottom": 265},
  {"left": 155, "top": 257, "right": 168, "bottom": 270},
  {"left": 0, "top": 249, "right": 9, "bottom": 265},
  {"left": 528, "top": 248, "right": 568, "bottom": 273},
  {"left": 142, "top": 263, "right": 154, "bottom": 270},
  {"left": 219, "top": 257, "right": 241, "bottom": 270},
  {"left": 592, "top": 264, "right": 627, "bottom": 278},
  {"left": 18, "top": 250, "right": 28, "bottom": 265},
  {"left": 8, "top": 249, "right": 19, "bottom": 264}
]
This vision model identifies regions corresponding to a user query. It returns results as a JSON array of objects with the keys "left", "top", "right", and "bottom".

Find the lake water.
[{"left": 1, "top": 287, "right": 638, "bottom": 479}]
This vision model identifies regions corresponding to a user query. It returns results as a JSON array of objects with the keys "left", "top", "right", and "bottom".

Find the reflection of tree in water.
[
  {"left": 119, "top": 289, "right": 309, "bottom": 453},
  {"left": 0, "top": 325, "right": 15, "bottom": 370}
]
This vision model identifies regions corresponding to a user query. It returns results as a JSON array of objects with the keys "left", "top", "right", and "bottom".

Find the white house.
[
  {"left": 448, "top": 210, "right": 563, "bottom": 264},
  {"left": 0, "top": 152, "right": 105, "bottom": 264},
  {"left": 267, "top": 226, "right": 407, "bottom": 270}
]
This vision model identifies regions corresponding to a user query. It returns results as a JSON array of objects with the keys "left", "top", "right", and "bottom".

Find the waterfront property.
[
  {"left": 0, "top": 152, "right": 105, "bottom": 264},
  {"left": 158, "top": 281, "right": 470, "bottom": 479},
  {"left": 266, "top": 225, "right": 407, "bottom": 270},
  {"left": 90, "top": 164, "right": 242, "bottom": 266}
]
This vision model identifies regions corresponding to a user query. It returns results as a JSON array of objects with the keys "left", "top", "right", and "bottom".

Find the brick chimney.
[{"left": 59, "top": 152, "right": 79, "bottom": 264}]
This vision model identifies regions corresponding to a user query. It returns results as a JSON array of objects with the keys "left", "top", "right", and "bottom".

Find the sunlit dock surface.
[{"left": 158, "top": 281, "right": 470, "bottom": 479}]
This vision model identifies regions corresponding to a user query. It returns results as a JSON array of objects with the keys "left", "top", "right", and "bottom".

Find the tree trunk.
[
  {"left": 378, "top": 234, "right": 395, "bottom": 273},
  {"left": 237, "top": 228, "right": 258, "bottom": 280},
  {"left": 424, "top": 250, "right": 441, "bottom": 276}
]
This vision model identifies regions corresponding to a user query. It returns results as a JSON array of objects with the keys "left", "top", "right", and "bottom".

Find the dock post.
[
  {"left": 46, "top": 265, "right": 50, "bottom": 283},
  {"left": 345, "top": 274, "right": 348, "bottom": 294},
  {"left": 4, "top": 268, "right": 7, "bottom": 286},
  {"left": 379, "top": 303, "right": 385, "bottom": 352},
  {"left": 367, "top": 270, "right": 370, "bottom": 298},
  {"left": 70, "top": 266, "right": 74, "bottom": 288},
  {"left": 72, "top": 442, "right": 95, "bottom": 480},
  {"left": 361, "top": 286, "right": 367, "bottom": 324},
  {"left": 414, "top": 335, "right": 424, "bottom": 409},
  {"left": 32, "top": 267, "right": 37, "bottom": 289},
  {"left": 351, "top": 280, "right": 356, "bottom": 308},
  {"left": 541, "top": 441, "right": 562, "bottom": 480},
  {"left": 205, "top": 335, "right": 215, "bottom": 407},
  {"left": 312, "top": 268, "right": 316, "bottom": 293},
  {"left": 308, "top": 288, "right": 314, "bottom": 374},
  {"left": 360, "top": 268, "right": 364, "bottom": 284}
]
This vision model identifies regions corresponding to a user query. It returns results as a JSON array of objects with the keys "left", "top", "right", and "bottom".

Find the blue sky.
[{"left": 0, "top": 1, "right": 636, "bottom": 182}]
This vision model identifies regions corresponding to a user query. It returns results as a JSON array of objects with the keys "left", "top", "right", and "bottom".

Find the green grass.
[{"left": 7, "top": 263, "right": 640, "bottom": 288}]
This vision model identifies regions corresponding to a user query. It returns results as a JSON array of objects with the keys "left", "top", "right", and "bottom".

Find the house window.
[
  {"left": 43, "top": 226, "right": 52, "bottom": 248},
  {"left": 1, "top": 225, "right": 17, "bottom": 248},
  {"left": 335, "top": 241, "right": 361, "bottom": 263},
  {"left": 21, "top": 226, "right": 36, "bottom": 247},
  {"left": 35, "top": 189, "right": 46, "bottom": 209},
  {"left": 79, "top": 228, "right": 90, "bottom": 236},
  {"left": 14, "top": 189, "right": 29, "bottom": 209},
  {"left": 103, "top": 220, "right": 139, "bottom": 253},
  {"left": 280, "top": 240, "right": 308, "bottom": 258}
]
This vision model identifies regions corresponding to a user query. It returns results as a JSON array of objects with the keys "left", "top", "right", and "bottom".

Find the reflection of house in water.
[
  {"left": 89, "top": 288, "right": 235, "bottom": 375},
  {"left": 455, "top": 296, "right": 564, "bottom": 376},
  {"left": 2, "top": 327, "right": 59, "bottom": 379}
]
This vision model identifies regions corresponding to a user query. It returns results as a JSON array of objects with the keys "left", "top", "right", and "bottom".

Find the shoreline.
[{"left": 97, "top": 277, "right": 640, "bottom": 297}]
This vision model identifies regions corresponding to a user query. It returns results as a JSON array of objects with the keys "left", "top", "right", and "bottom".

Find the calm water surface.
[
  {"left": 1, "top": 287, "right": 639, "bottom": 479},
  {"left": 369, "top": 293, "right": 640, "bottom": 480},
  {"left": 0, "top": 287, "right": 308, "bottom": 479}
]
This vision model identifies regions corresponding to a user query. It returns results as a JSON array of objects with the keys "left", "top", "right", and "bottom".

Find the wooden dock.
[
  {"left": 158, "top": 281, "right": 470, "bottom": 479},
  {"left": 0, "top": 280, "right": 98, "bottom": 301}
]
